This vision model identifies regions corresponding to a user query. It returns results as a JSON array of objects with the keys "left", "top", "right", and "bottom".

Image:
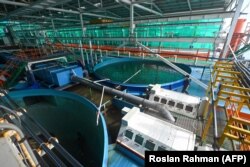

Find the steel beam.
[
  {"left": 83, "top": 0, "right": 121, "bottom": 18},
  {"left": 24, "top": 36, "right": 226, "bottom": 44},
  {"left": 119, "top": 0, "right": 162, "bottom": 16},
  {"left": 221, "top": 0, "right": 244, "bottom": 58},
  {"left": 123, "top": 4, "right": 141, "bottom": 16},
  {"left": 152, "top": 3, "right": 162, "bottom": 13},
  {"left": 187, "top": 0, "right": 192, "bottom": 11},
  {"left": 12, "top": 15, "right": 80, "bottom": 22},
  {"left": 0, "top": 0, "right": 118, "bottom": 19},
  {"left": 89, "top": 37, "right": 226, "bottom": 44},
  {"left": 87, "top": 11, "right": 235, "bottom": 27}
]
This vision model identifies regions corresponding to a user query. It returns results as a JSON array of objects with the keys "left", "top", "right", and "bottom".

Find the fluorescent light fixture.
[{"left": 80, "top": 6, "right": 86, "bottom": 9}]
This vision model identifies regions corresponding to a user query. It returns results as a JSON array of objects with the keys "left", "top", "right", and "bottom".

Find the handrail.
[{"left": 27, "top": 56, "right": 68, "bottom": 71}]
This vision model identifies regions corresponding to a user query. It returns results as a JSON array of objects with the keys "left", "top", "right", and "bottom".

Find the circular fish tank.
[
  {"left": 94, "top": 58, "right": 191, "bottom": 94},
  {"left": 8, "top": 89, "right": 108, "bottom": 167}
]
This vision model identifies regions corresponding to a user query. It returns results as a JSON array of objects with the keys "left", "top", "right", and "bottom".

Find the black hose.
[
  {"left": 0, "top": 89, "right": 83, "bottom": 167},
  {"left": 71, "top": 76, "right": 176, "bottom": 122}
]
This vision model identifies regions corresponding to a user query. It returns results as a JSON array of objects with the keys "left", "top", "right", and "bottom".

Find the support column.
[
  {"left": 51, "top": 19, "right": 55, "bottom": 33},
  {"left": 79, "top": 40, "right": 85, "bottom": 63},
  {"left": 130, "top": 1, "right": 134, "bottom": 36},
  {"left": 221, "top": 0, "right": 244, "bottom": 58},
  {"left": 79, "top": 13, "right": 85, "bottom": 38},
  {"left": 89, "top": 39, "right": 94, "bottom": 66}
]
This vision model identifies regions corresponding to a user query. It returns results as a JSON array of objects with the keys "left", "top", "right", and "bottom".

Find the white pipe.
[
  {"left": 94, "top": 78, "right": 110, "bottom": 83},
  {"left": 79, "top": 41, "right": 85, "bottom": 63},
  {"left": 85, "top": 49, "right": 90, "bottom": 64},
  {"left": 27, "top": 57, "right": 67, "bottom": 71},
  {"left": 121, "top": 69, "right": 141, "bottom": 84},
  {"left": 137, "top": 41, "right": 208, "bottom": 89},
  {"left": 97, "top": 86, "right": 105, "bottom": 125}
]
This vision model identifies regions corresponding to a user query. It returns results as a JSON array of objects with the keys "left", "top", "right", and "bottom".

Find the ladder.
[{"left": 201, "top": 61, "right": 250, "bottom": 150}]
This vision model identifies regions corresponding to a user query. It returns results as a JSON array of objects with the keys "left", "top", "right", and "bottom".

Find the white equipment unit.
[
  {"left": 116, "top": 107, "right": 196, "bottom": 158},
  {"left": 148, "top": 84, "right": 206, "bottom": 118}
]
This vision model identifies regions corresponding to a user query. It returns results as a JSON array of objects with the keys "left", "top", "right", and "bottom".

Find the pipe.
[
  {"left": 80, "top": 41, "right": 85, "bottom": 63},
  {"left": 0, "top": 89, "right": 83, "bottom": 167},
  {"left": 20, "top": 120, "right": 67, "bottom": 167},
  {"left": 0, "top": 123, "right": 39, "bottom": 166},
  {"left": 71, "top": 76, "right": 175, "bottom": 122},
  {"left": 0, "top": 105, "right": 21, "bottom": 126},
  {"left": 234, "top": 61, "right": 250, "bottom": 88},
  {"left": 120, "top": 69, "right": 141, "bottom": 85},
  {"left": 0, "top": 104, "right": 67, "bottom": 166},
  {"left": 209, "top": 66, "right": 219, "bottom": 150},
  {"left": 137, "top": 41, "right": 208, "bottom": 89},
  {"left": 27, "top": 56, "right": 68, "bottom": 71}
]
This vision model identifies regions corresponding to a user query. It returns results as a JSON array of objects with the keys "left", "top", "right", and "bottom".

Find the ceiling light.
[
  {"left": 80, "top": 6, "right": 86, "bottom": 9},
  {"left": 57, "top": 11, "right": 62, "bottom": 14}
]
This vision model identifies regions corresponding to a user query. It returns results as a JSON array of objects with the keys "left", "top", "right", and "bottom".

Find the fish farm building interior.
[{"left": 0, "top": 0, "right": 250, "bottom": 167}]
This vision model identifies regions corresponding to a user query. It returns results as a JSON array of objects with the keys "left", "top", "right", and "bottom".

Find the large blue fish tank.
[
  {"left": 8, "top": 89, "right": 108, "bottom": 167},
  {"left": 94, "top": 58, "right": 191, "bottom": 94}
]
